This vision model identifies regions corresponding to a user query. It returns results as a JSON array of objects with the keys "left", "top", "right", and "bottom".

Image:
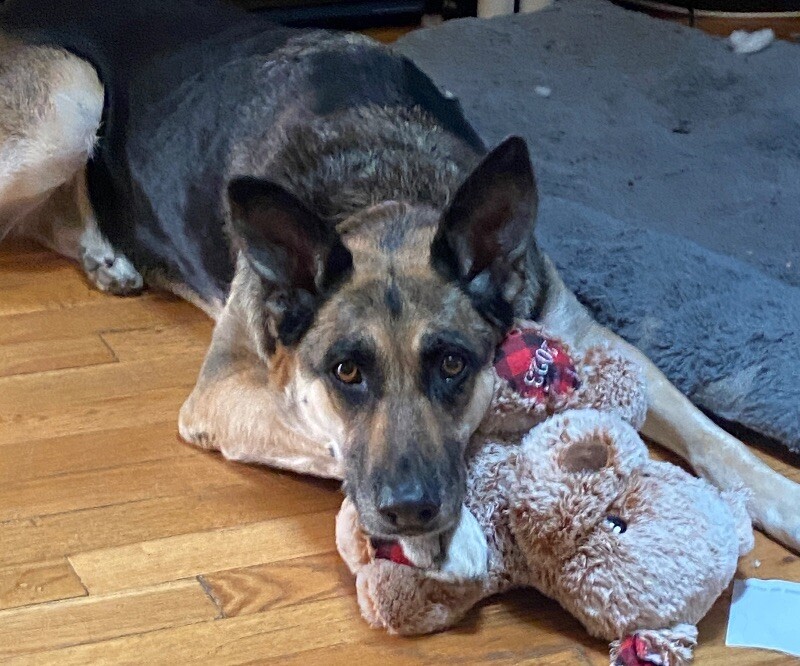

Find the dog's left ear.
[
  {"left": 430, "top": 136, "right": 538, "bottom": 329},
  {"left": 227, "top": 177, "right": 353, "bottom": 345}
]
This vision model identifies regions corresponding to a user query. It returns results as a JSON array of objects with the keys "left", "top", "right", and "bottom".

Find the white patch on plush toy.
[
  {"left": 385, "top": 533, "right": 441, "bottom": 569},
  {"left": 435, "top": 506, "right": 490, "bottom": 581},
  {"left": 392, "top": 506, "right": 490, "bottom": 581}
]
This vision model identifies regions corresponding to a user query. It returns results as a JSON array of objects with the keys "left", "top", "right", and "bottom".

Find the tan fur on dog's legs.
[
  {"left": 538, "top": 258, "right": 800, "bottom": 552},
  {"left": 0, "top": 35, "right": 142, "bottom": 294},
  {"left": 179, "top": 267, "right": 343, "bottom": 479},
  {"left": 0, "top": 36, "right": 101, "bottom": 237}
]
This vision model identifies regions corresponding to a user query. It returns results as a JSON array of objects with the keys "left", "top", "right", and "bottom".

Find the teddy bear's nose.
[{"left": 377, "top": 480, "right": 440, "bottom": 532}]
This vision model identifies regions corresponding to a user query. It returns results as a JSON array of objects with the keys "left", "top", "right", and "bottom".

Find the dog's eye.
[
  {"left": 441, "top": 353, "right": 466, "bottom": 379},
  {"left": 334, "top": 360, "right": 362, "bottom": 385}
]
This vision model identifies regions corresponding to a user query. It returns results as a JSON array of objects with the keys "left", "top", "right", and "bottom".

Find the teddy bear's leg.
[
  {"left": 610, "top": 625, "right": 697, "bottom": 666},
  {"left": 356, "top": 560, "right": 487, "bottom": 635}
]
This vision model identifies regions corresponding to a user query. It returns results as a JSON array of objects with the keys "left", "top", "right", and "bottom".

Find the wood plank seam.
[
  {"left": 0, "top": 596, "right": 363, "bottom": 664},
  {"left": 0, "top": 334, "right": 118, "bottom": 378},
  {"left": 196, "top": 575, "right": 226, "bottom": 620},
  {"left": 67, "top": 508, "right": 337, "bottom": 594},
  {"left": 0, "top": 493, "right": 212, "bottom": 544},
  {"left": 0, "top": 496, "right": 173, "bottom": 529},
  {"left": 0, "top": 449, "right": 192, "bottom": 485},
  {"left": 0, "top": 559, "right": 88, "bottom": 612},
  {"left": 97, "top": 333, "right": 120, "bottom": 362},
  {"left": 197, "top": 551, "right": 355, "bottom": 619},
  {"left": 0, "top": 579, "right": 219, "bottom": 659}
]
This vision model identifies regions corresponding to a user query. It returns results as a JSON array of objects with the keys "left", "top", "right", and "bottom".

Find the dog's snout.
[{"left": 377, "top": 479, "right": 440, "bottom": 531}]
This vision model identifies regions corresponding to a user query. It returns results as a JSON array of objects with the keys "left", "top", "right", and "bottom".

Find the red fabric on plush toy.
[
  {"left": 494, "top": 326, "right": 580, "bottom": 401},
  {"left": 373, "top": 540, "right": 414, "bottom": 567}
]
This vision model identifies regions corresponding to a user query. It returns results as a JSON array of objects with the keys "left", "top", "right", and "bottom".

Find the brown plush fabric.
[{"left": 336, "top": 330, "right": 753, "bottom": 664}]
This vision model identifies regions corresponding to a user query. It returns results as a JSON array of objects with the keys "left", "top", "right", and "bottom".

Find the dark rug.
[{"left": 395, "top": 0, "right": 800, "bottom": 454}]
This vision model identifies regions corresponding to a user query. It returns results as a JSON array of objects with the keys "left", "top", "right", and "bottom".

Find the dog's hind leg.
[
  {"left": 538, "top": 257, "right": 800, "bottom": 552},
  {"left": 0, "top": 35, "right": 100, "bottom": 240},
  {"left": 0, "top": 34, "right": 142, "bottom": 294},
  {"left": 73, "top": 171, "right": 143, "bottom": 294}
]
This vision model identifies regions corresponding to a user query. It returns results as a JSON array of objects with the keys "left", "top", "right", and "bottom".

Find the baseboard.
[{"left": 232, "top": 0, "right": 428, "bottom": 29}]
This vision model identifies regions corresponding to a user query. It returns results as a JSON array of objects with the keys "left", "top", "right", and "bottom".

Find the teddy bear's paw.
[
  {"left": 335, "top": 498, "right": 371, "bottom": 573},
  {"left": 355, "top": 561, "right": 483, "bottom": 635},
  {"left": 570, "top": 346, "right": 648, "bottom": 430},
  {"left": 610, "top": 625, "right": 697, "bottom": 666}
]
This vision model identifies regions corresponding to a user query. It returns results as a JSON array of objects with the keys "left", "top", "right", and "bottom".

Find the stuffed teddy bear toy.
[{"left": 336, "top": 323, "right": 754, "bottom": 665}]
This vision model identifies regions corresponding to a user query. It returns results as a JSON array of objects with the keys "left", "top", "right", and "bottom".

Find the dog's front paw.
[
  {"left": 177, "top": 412, "right": 219, "bottom": 452},
  {"left": 81, "top": 246, "right": 143, "bottom": 295},
  {"left": 184, "top": 430, "right": 218, "bottom": 451}
]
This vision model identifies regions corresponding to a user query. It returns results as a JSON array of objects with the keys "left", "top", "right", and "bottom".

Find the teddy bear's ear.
[
  {"left": 560, "top": 438, "right": 609, "bottom": 473},
  {"left": 519, "top": 409, "right": 649, "bottom": 479}
]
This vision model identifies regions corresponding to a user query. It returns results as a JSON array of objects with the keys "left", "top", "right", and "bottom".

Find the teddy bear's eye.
[{"left": 604, "top": 515, "right": 627, "bottom": 534}]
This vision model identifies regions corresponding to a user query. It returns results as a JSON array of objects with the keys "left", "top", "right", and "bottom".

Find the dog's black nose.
[{"left": 377, "top": 480, "right": 440, "bottom": 531}]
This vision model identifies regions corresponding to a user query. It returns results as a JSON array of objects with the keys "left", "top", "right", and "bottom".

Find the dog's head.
[{"left": 227, "top": 137, "right": 543, "bottom": 537}]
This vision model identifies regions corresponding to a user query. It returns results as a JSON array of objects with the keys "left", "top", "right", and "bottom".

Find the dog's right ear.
[
  {"left": 430, "top": 136, "right": 538, "bottom": 330},
  {"left": 227, "top": 177, "right": 353, "bottom": 345}
]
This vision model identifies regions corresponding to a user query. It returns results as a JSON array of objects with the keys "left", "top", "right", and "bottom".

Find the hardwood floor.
[{"left": 1, "top": 238, "right": 798, "bottom": 664}]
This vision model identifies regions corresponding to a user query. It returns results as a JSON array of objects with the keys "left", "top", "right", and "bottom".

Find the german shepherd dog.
[{"left": 1, "top": 0, "right": 798, "bottom": 550}]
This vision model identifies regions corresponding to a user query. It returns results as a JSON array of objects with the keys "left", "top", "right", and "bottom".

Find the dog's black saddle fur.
[{"left": 1, "top": 0, "right": 483, "bottom": 302}]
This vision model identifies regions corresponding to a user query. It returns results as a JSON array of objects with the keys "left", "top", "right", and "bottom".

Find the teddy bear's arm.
[
  {"left": 337, "top": 499, "right": 494, "bottom": 635},
  {"left": 566, "top": 346, "right": 648, "bottom": 429}
]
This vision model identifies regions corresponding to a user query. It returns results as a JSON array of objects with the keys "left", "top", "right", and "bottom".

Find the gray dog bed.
[{"left": 395, "top": 0, "right": 800, "bottom": 454}]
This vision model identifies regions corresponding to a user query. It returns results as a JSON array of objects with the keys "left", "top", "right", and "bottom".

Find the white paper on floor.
[
  {"left": 728, "top": 28, "right": 775, "bottom": 55},
  {"left": 725, "top": 578, "right": 800, "bottom": 658}
]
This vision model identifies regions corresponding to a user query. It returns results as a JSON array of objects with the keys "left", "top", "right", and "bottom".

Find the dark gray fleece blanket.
[{"left": 395, "top": 0, "right": 800, "bottom": 454}]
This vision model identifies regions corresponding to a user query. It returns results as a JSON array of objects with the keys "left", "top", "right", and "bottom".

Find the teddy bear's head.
[{"left": 509, "top": 410, "right": 754, "bottom": 640}]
